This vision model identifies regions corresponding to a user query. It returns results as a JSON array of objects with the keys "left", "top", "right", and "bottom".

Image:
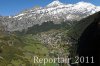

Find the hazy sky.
[{"left": 0, "top": 0, "right": 100, "bottom": 16}]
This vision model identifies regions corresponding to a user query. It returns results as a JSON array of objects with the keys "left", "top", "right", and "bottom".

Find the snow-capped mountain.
[
  {"left": 47, "top": 0, "right": 65, "bottom": 7},
  {"left": 1, "top": 0, "right": 100, "bottom": 31},
  {"left": 13, "top": 0, "right": 100, "bottom": 22},
  {"left": 13, "top": 0, "right": 100, "bottom": 21}
]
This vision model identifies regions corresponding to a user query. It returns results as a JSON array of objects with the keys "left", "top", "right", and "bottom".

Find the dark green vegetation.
[
  {"left": 0, "top": 34, "right": 56, "bottom": 66},
  {"left": 0, "top": 21, "right": 74, "bottom": 66}
]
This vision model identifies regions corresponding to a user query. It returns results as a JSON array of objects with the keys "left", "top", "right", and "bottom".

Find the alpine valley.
[{"left": 0, "top": 0, "right": 100, "bottom": 66}]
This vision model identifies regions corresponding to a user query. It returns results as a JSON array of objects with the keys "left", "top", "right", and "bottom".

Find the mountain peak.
[
  {"left": 76, "top": 1, "right": 95, "bottom": 8},
  {"left": 8, "top": 1, "right": 100, "bottom": 31},
  {"left": 47, "top": 0, "right": 64, "bottom": 7}
]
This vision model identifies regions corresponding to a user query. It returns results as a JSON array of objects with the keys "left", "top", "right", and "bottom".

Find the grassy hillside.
[{"left": 0, "top": 21, "right": 72, "bottom": 66}]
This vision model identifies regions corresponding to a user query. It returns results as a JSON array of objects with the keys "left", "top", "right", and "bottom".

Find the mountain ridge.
[{"left": 0, "top": 1, "right": 100, "bottom": 32}]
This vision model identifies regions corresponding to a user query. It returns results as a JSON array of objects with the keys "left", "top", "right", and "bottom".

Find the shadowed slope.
[{"left": 77, "top": 12, "right": 100, "bottom": 66}]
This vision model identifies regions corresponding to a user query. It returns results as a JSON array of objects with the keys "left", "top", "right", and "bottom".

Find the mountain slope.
[
  {"left": 68, "top": 11, "right": 100, "bottom": 41},
  {"left": 13, "top": 1, "right": 100, "bottom": 21},
  {"left": 1, "top": 1, "right": 100, "bottom": 32}
]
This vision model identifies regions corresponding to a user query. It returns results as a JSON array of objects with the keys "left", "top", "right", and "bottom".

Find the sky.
[{"left": 0, "top": 0, "right": 100, "bottom": 16}]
